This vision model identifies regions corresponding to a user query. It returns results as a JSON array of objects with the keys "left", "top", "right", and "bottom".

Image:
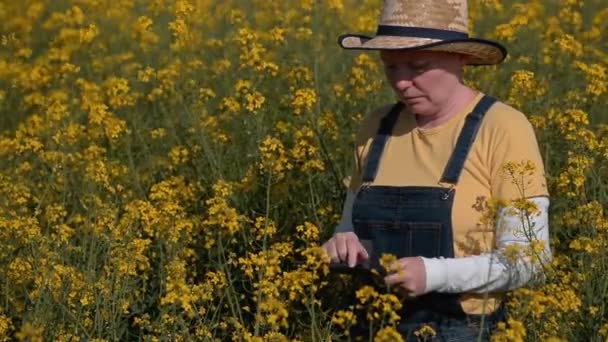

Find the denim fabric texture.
[{"left": 397, "top": 304, "right": 506, "bottom": 342}]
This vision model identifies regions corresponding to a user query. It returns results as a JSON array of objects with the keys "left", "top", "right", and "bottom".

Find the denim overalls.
[{"left": 352, "top": 95, "right": 503, "bottom": 339}]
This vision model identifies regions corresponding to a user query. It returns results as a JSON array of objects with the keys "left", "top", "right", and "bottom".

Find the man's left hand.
[{"left": 384, "top": 256, "right": 427, "bottom": 296}]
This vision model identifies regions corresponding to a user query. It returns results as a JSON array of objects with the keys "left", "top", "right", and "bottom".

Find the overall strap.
[
  {"left": 440, "top": 95, "right": 497, "bottom": 185},
  {"left": 361, "top": 102, "right": 405, "bottom": 183}
]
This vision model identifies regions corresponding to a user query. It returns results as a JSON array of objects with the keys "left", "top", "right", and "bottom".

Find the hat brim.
[{"left": 338, "top": 34, "right": 507, "bottom": 65}]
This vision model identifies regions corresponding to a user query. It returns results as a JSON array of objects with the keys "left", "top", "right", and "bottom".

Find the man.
[{"left": 322, "top": 0, "right": 551, "bottom": 340}]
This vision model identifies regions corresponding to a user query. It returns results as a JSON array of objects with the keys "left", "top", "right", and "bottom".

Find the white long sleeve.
[
  {"left": 333, "top": 190, "right": 552, "bottom": 293},
  {"left": 422, "top": 196, "right": 551, "bottom": 293}
]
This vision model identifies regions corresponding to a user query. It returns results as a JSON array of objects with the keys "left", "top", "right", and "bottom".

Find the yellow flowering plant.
[{"left": 0, "top": 0, "right": 606, "bottom": 340}]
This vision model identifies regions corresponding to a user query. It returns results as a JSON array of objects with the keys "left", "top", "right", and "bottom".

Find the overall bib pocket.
[{"left": 370, "top": 222, "right": 443, "bottom": 260}]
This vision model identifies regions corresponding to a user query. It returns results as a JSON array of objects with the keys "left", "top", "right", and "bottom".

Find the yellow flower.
[
  {"left": 549, "top": 108, "right": 590, "bottom": 132},
  {"left": 374, "top": 326, "right": 403, "bottom": 342},
  {"left": 258, "top": 136, "right": 293, "bottom": 179},
  {"left": 202, "top": 180, "right": 243, "bottom": 236},
  {"left": 327, "top": 0, "right": 344, "bottom": 12},
  {"left": 149, "top": 128, "right": 166, "bottom": 139},
  {"left": 560, "top": 201, "right": 608, "bottom": 230},
  {"left": 0, "top": 315, "right": 12, "bottom": 339},
  {"left": 220, "top": 96, "right": 241, "bottom": 114},
  {"left": 132, "top": 16, "right": 159, "bottom": 50},
  {"left": 499, "top": 160, "right": 539, "bottom": 197},
  {"left": 79, "top": 23, "right": 99, "bottom": 44},
  {"left": 253, "top": 216, "right": 278, "bottom": 240},
  {"left": 168, "top": 145, "right": 189, "bottom": 167},
  {"left": 42, "top": 6, "right": 85, "bottom": 30},
  {"left": 290, "top": 126, "right": 325, "bottom": 173},
  {"left": 555, "top": 34, "right": 583, "bottom": 58},
  {"left": 268, "top": 27, "right": 286, "bottom": 44},
  {"left": 588, "top": 306, "right": 599, "bottom": 316},
  {"left": 295, "top": 27, "right": 313, "bottom": 41},
  {"left": 507, "top": 70, "right": 546, "bottom": 107},
  {"left": 555, "top": 153, "right": 592, "bottom": 198},
  {"left": 569, "top": 237, "right": 601, "bottom": 254},
  {"left": 599, "top": 321, "right": 608, "bottom": 338},
  {"left": 356, "top": 285, "right": 378, "bottom": 305},
  {"left": 379, "top": 253, "right": 398, "bottom": 273},
  {"left": 491, "top": 318, "right": 526, "bottom": 342},
  {"left": 287, "top": 66, "right": 313, "bottom": 88},
  {"left": 575, "top": 61, "right": 607, "bottom": 97},
  {"left": 543, "top": 338, "right": 567, "bottom": 342},
  {"left": 244, "top": 91, "right": 265, "bottom": 113},
  {"left": 414, "top": 324, "right": 437, "bottom": 340},
  {"left": 295, "top": 221, "right": 320, "bottom": 243},
  {"left": 104, "top": 76, "right": 137, "bottom": 108},
  {"left": 331, "top": 309, "right": 357, "bottom": 331},
  {"left": 15, "top": 322, "right": 43, "bottom": 342},
  {"left": 290, "top": 88, "right": 317, "bottom": 115},
  {"left": 258, "top": 297, "right": 289, "bottom": 330},
  {"left": 199, "top": 87, "right": 216, "bottom": 101}
]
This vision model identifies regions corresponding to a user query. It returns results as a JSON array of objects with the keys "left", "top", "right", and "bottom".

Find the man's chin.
[{"left": 403, "top": 101, "right": 430, "bottom": 115}]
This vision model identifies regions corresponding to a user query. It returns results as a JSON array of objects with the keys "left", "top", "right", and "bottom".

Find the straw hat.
[{"left": 338, "top": 0, "right": 507, "bottom": 65}]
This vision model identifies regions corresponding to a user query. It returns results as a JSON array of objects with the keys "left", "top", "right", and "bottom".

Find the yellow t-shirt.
[{"left": 348, "top": 92, "right": 549, "bottom": 314}]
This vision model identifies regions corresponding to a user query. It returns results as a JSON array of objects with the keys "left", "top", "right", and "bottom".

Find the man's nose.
[
  {"left": 393, "top": 72, "right": 412, "bottom": 90},
  {"left": 393, "top": 76, "right": 413, "bottom": 91},
  {"left": 389, "top": 68, "right": 416, "bottom": 90}
]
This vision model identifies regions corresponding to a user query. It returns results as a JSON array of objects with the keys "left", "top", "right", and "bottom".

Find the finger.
[
  {"left": 384, "top": 272, "right": 404, "bottom": 286},
  {"left": 358, "top": 241, "right": 369, "bottom": 260},
  {"left": 324, "top": 239, "right": 340, "bottom": 264},
  {"left": 385, "top": 273, "right": 415, "bottom": 294},
  {"left": 336, "top": 235, "right": 348, "bottom": 263},
  {"left": 388, "top": 258, "right": 409, "bottom": 273},
  {"left": 353, "top": 243, "right": 369, "bottom": 266},
  {"left": 356, "top": 248, "right": 369, "bottom": 266},
  {"left": 347, "top": 238, "right": 360, "bottom": 267}
]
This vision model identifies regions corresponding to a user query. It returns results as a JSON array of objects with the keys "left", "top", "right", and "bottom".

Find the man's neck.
[{"left": 415, "top": 86, "right": 477, "bottom": 129}]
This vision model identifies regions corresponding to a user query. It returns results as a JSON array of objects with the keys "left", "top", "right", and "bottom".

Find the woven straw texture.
[
  {"left": 380, "top": 0, "right": 468, "bottom": 32},
  {"left": 338, "top": 0, "right": 506, "bottom": 65}
]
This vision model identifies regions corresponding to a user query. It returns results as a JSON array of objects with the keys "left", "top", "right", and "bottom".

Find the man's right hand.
[{"left": 322, "top": 232, "right": 369, "bottom": 267}]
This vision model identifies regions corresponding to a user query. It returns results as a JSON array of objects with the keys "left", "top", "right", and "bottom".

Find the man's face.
[{"left": 380, "top": 50, "right": 467, "bottom": 116}]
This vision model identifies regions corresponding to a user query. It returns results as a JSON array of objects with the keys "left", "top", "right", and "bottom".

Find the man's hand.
[
  {"left": 384, "top": 257, "right": 427, "bottom": 296},
  {"left": 322, "top": 232, "right": 369, "bottom": 267}
]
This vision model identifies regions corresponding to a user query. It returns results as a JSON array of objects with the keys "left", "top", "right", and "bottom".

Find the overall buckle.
[{"left": 438, "top": 182, "right": 456, "bottom": 200}]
